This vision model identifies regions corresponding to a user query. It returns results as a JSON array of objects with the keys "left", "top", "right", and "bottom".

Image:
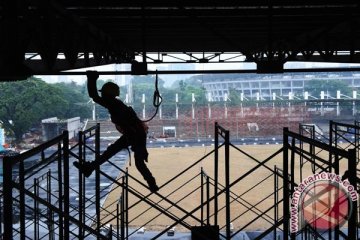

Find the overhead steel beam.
[
  {"left": 1, "top": 0, "right": 360, "bottom": 77},
  {"left": 58, "top": 0, "right": 358, "bottom": 8},
  {"left": 28, "top": 67, "right": 360, "bottom": 76}
]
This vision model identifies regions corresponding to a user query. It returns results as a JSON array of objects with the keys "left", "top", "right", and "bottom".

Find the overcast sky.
[{"left": 37, "top": 61, "right": 360, "bottom": 87}]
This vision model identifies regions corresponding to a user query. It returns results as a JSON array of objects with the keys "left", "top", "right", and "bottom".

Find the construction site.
[
  {"left": 1, "top": 104, "right": 360, "bottom": 239},
  {"left": 1, "top": 1, "right": 360, "bottom": 239}
]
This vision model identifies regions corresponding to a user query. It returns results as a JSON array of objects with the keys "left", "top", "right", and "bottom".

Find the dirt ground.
[{"left": 101, "top": 143, "right": 352, "bottom": 232}]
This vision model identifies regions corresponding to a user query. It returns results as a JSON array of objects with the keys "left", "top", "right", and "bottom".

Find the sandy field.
[{"left": 100, "top": 143, "right": 352, "bottom": 232}]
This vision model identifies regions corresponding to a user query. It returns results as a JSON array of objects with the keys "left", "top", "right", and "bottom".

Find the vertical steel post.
[
  {"left": 274, "top": 166, "right": 277, "bottom": 240},
  {"left": 82, "top": 132, "right": 87, "bottom": 236},
  {"left": 329, "top": 121, "right": 334, "bottom": 173},
  {"left": 117, "top": 204, "right": 120, "bottom": 239},
  {"left": 19, "top": 156, "right": 25, "bottom": 240},
  {"left": 47, "top": 170, "right": 54, "bottom": 240},
  {"left": 334, "top": 152, "right": 340, "bottom": 240},
  {"left": 125, "top": 169, "right": 129, "bottom": 239},
  {"left": 109, "top": 225, "right": 113, "bottom": 240},
  {"left": 3, "top": 155, "right": 13, "bottom": 239},
  {"left": 299, "top": 125, "right": 304, "bottom": 181},
  {"left": 355, "top": 121, "right": 360, "bottom": 238},
  {"left": 214, "top": 122, "right": 219, "bottom": 227},
  {"left": 120, "top": 176, "right": 125, "bottom": 240},
  {"left": 283, "top": 128, "right": 289, "bottom": 240},
  {"left": 0, "top": 189, "right": 2, "bottom": 235},
  {"left": 290, "top": 138, "right": 296, "bottom": 240},
  {"left": 57, "top": 142, "right": 63, "bottom": 239},
  {"left": 355, "top": 121, "right": 360, "bottom": 164},
  {"left": 63, "top": 131, "right": 70, "bottom": 240},
  {"left": 34, "top": 178, "right": 38, "bottom": 240},
  {"left": 201, "top": 168, "right": 204, "bottom": 226},
  {"left": 78, "top": 130, "right": 84, "bottom": 239},
  {"left": 206, "top": 176, "right": 210, "bottom": 226},
  {"left": 329, "top": 122, "right": 334, "bottom": 240},
  {"left": 348, "top": 148, "right": 357, "bottom": 240},
  {"left": 95, "top": 124, "right": 101, "bottom": 239},
  {"left": 310, "top": 126, "right": 315, "bottom": 173},
  {"left": 225, "top": 129, "right": 230, "bottom": 240},
  {"left": 35, "top": 178, "right": 41, "bottom": 239},
  {"left": 328, "top": 120, "right": 339, "bottom": 240}
]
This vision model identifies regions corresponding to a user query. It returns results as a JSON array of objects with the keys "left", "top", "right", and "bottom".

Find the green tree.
[
  {"left": 304, "top": 79, "right": 352, "bottom": 97},
  {"left": 0, "top": 77, "right": 67, "bottom": 141},
  {"left": 126, "top": 75, "right": 166, "bottom": 114},
  {"left": 227, "top": 88, "right": 241, "bottom": 106},
  {"left": 179, "top": 80, "right": 187, "bottom": 91},
  {"left": 52, "top": 82, "right": 92, "bottom": 119}
]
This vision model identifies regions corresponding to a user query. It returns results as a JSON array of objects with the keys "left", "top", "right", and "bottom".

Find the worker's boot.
[{"left": 73, "top": 161, "right": 96, "bottom": 177}]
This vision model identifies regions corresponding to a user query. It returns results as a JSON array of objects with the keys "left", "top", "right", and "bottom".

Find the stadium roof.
[{"left": 0, "top": 0, "right": 360, "bottom": 78}]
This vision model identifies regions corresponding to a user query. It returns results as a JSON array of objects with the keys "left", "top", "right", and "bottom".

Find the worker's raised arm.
[{"left": 87, "top": 71, "right": 106, "bottom": 107}]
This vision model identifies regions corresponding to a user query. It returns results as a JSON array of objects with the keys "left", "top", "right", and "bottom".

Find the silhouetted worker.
[{"left": 74, "top": 71, "right": 159, "bottom": 192}]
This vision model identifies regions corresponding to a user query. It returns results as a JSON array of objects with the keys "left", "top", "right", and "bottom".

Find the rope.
[{"left": 142, "top": 70, "right": 163, "bottom": 122}]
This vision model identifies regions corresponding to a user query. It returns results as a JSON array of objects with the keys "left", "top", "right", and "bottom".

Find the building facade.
[{"left": 202, "top": 72, "right": 360, "bottom": 101}]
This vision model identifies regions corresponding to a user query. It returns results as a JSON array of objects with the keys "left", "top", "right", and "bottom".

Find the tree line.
[{"left": 0, "top": 77, "right": 91, "bottom": 142}]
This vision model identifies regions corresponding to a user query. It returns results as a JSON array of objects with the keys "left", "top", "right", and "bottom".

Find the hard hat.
[{"left": 99, "top": 82, "right": 119, "bottom": 97}]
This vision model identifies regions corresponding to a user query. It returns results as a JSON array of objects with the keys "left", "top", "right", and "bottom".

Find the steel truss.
[{"left": 1, "top": 1, "right": 360, "bottom": 78}]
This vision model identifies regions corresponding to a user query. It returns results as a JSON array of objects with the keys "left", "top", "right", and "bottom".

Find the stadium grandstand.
[{"left": 203, "top": 72, "right": 360, "bottom": 101}]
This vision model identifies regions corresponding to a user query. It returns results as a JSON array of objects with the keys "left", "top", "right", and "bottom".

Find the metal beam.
[{"left": 29, "top": 67, "right": 360, "bottom": 76}]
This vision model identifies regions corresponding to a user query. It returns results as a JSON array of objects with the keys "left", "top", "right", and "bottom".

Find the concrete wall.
[
  {"left": 42, "top": 117, "right": 81, "bottom": 141},
  {"left": 66, "top": 117, "right": 81, "bottom": 139}
]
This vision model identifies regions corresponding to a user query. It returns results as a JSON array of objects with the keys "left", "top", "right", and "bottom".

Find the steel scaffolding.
[{"left": 1, "top": 122, "right": 358, "bottom": 239}]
